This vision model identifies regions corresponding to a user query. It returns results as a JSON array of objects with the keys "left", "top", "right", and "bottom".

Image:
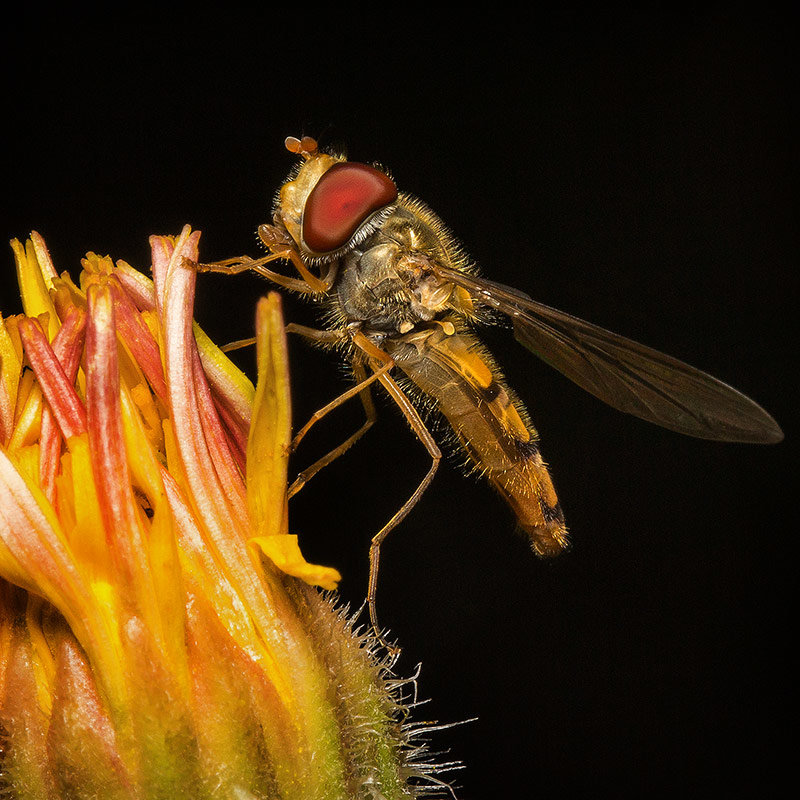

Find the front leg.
[
  {"left": 257, "top": 224, "right": 335, "bottom": 294},
  {"left": 194, "top": 222, "right": 336, "bottom": 295},
  {"left": 195, "top": 250, "right": 315, "bottom": 294}
]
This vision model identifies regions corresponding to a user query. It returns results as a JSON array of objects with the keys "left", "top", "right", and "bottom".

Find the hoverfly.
[{"left": 201, "top": 135, "right": 783, "bottom": 640}]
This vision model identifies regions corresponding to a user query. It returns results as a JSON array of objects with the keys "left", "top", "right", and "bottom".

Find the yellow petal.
[
  {"left": 250, "top": 535, "right": 341, "bottom": 591},
  {"left": 247, "top": 293, "right": 291, "bottom": 539},
  {"left": 193, "top": 321, "right": 255, "bottom": 416},
  {"left": 1, "top": 314, "right": 24, "bottom": 425},
  {"left": 10, "top": 238, "right": 59, "bottom": 341}
]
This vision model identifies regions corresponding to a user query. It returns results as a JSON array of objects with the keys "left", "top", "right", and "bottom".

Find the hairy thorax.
[{"left": 332, "top": 205, "right": 457, "bottom": 339}]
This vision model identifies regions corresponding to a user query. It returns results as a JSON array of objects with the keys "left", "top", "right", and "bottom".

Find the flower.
[{"left": 0, "top": 228, "right": 455, "bottom": 798}]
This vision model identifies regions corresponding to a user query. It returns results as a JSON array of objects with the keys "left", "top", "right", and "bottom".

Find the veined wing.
[{"left": 439, "top": 268, "right": 783, "bottom": 444}]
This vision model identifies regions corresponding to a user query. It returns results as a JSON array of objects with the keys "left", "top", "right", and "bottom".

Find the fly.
[{"left": 199, "top": 135, "right": 783, "bottom": 645}]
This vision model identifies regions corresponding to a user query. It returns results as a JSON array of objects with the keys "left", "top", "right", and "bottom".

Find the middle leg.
[{"left": 288, "top": 361, "right": 380, "bottom": 498}]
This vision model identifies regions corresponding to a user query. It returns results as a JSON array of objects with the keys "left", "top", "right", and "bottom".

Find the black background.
[{"left": 3, "top": 6, "right": 795, "bottom": 798}]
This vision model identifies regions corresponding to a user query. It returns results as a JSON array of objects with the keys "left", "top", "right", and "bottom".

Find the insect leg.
[
  {"left": 284, "top": 322, "right": 346, "bottom": 345},
  {"left": 220, "top": 336, "right": 256, "bottom": 353},
  {"left": 220, "top": 316, "right": 342, "bottom": 355},
  {"left": 361, "top": 356, "right": 442, "bottom": 653},
  {"left": 289, "top": 357, "right": 392, "bottom": 454},
  {"left": 283, "top": 324, "right": 388, "bottom": 494},
  {"left": 257, "top": 224, "right": 337, "bottom": 294},
  {"left": 195, "top": 252, "right": 317, "bottom": 294},
  {"left": 288, "top": 361, "right": 378, "bottom": 498}
]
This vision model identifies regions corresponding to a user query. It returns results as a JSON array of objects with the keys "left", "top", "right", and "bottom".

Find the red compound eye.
[{"left": 302, "top": 162, "right": 397, "bottom": 253}]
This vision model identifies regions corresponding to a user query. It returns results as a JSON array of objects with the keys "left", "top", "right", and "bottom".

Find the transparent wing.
[{"left": 439, "top": 268, "right": 783, "bottom": 444}]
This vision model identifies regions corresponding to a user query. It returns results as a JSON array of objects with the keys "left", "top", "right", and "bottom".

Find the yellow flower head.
[{"left": 0, "top": 228, "right": 454, "bottom": 798}]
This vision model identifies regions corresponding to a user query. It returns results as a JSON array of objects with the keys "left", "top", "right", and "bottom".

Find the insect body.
[
  {"left": 203, "top": 135, "right": 782, "bottom": 639},
  {"left": 300, "top": 164, "right": 568, "bottom": 554}
]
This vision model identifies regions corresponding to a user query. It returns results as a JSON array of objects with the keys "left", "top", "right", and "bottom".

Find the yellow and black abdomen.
[{"left": 387, "top": 326, "right": 568, "bottom": 557}]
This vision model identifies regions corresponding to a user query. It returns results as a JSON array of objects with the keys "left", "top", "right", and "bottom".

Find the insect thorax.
[{"left": 331, "top": 205, "right": 459, "bottom": 338}]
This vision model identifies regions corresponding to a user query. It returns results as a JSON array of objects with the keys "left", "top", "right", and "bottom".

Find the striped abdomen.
[{"left": 388, "top": 327, "right": 568, "bottom": 556}]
